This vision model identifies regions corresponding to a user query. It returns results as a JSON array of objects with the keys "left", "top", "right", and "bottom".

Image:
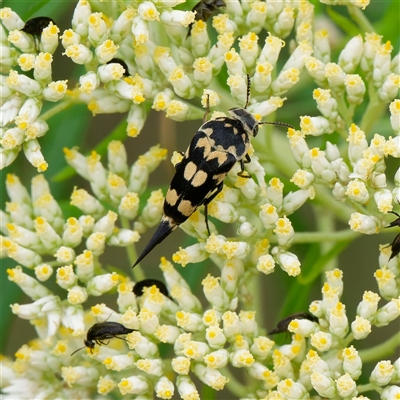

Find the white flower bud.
[
  {"left": 274, "top": 250, "right": 301, "bottom": 277},
  {"left": 87, "top": 12, "right": 107, "bottom": 46},
  {"left": 79, "top": 71, "right": 99, "bottom": 94},
  {"left": 155, "top": 376, "right": 174, "bottom": 399},
  {"left": 118, "top": 375, "right": 149, "bottom": 395},
  {"left": 370, "top": 360, "right": 394, "bottom": 386},
  {"left": 381, "top": 385, "right": 400, "bottom": 400},
  {"left": 205, "top": 326, "right": 227, "bottom": 349},
  {"left": 0, "top": 7, "right": 24, "bottom": 30},
  {"left": 70, "top": 188, "right": 105, "bottom": 217},
  {"left": 273, "top": 6, "right": 295, "bottom": 38},
  {"left": 6, "top": 70, "right": 41, "bottom": 96},
  {"left": 357, "top": 290, "right": 381, "bottom": 319},
  {"left": 351, "top": 315, "right": 372, "bottom": 340},
  {"left": 306, "top": 56, "right": 327, "bottom": 86},
  {"left": 7, "top": 266, "right": 51, "bottom": 300},
  {"left": 193, "top": 363, "right": 229, "bottom": 391},
  {"left": 373, "top": 297, "right": 400, "bottom": 327},
  {"left": 389, "top": 99, "right": 400, "bottom": 133},
  {"left": 41, "top": 22, "right": 59, "bottom": 54},
  {"left": 345, "top": 74, "right": 366, "bottom": 104},
  {"left": 277, "top": 378, "right": 309, "bottom": 399},
  {"left": 7, "top": 29, "right": 35, "bottom": 53},
  {"left": 63, "top": 43, "right": 93, "bottom": 64},
  {"left": 311, "top": 371, "right": 336, "bottom": 398},
  {"left": 343, "top": 346, "right": 363, "bottom": 379},
  {"left": 271, "top": 67, "right": 300, "bottom": 96},
  {"left": 288, "top": 318, "right": 317, "bottom": 337},
  {"left": 338, "top": 35, "right": 363, "bottom": 73},
  {"left": 176, "top": 376, "right": 199, "bottom": 399},
  {"left": 325, "top": 62, "right": 346, "bottom": 89},
  {"left": 225, "top": 48, "right": 246, "bottom": 76},
  {"left": 310, "top": 331, "right": 332, "bottom": 352},
  {"left": 329, "top": 301, "right": 349, "bottom": 338},
  {"left": 336, "top": 373, "right": 357, "bottom": 398},
  {"left": 109, "top": 7, "right": 136, "bottom": 44},
  {"left": 230, "top": 349, "right": 255, "bottom": 368},
  {"left": 160, "top": 10, "right": 195, "bottom": 27},
  {"left": 60, "top": 29, "right": 80, "bottom": 48},
  {"left": 212, "top": 14, "right": 237, "bottom": 34},
  {"left": 95, "top": 39, "right": 119, "bottom": 63},
  {"left": 349, "top": 212, "right": 380, "bottom": 234}
]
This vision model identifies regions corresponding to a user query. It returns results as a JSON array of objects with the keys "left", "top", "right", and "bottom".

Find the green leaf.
[
  {"left": 0, "top": 259, "right": 24, "bottom": 355},
  {"left": 327, "top": 7, "right": 360, "bottom": 36}
]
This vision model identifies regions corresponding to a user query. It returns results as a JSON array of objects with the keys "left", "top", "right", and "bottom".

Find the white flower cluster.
[{"left": 2, "top": 256, "right": 399, "bottom": 399}]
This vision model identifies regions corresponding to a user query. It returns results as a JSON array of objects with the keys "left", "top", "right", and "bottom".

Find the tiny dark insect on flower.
[
  {"left": 187, "top": 0, "right": 226, "bottom": 38},
  {"left": 132, "top": 75, "right": 294, "bottom": 268},
  {"left": 268, "top": 312, "right": 319, "bottom": 335},
  {"left": 70, "top": 321, "right": 134, "bottom": 356},
  {"left": 106, "top": 58, "right": 130, "bottom": 77},
  {"left": 133, "top": 278, "right": 171, "bottom": 299},
  {"left": 21, "top": 16, "right": 55, "bottom": 37}
]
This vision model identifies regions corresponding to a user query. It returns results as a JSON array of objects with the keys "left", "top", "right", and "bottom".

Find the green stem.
[
  {"left": 347, "top": 5, "right": 375, "bottom": 33},
  {"left": 220, "top": 367, "right": 249, "bottom": 398},
  {"left": 285, "top": 229, "right": 358, "bottom": 244},
  {"left": 40, "top": 99, "right": 74, "bottom": 121},
  {"left": 358, "top": 331, "right": 400, "bottom": 363},
  {"left": 121, "top": 217, "right": 145, "bottom": 282},
  {"left": 357, "top": 382, "right": 383, "bottom": 395},
  {"left": 360, "top": 92, "right": 387, "bottom": 136}
]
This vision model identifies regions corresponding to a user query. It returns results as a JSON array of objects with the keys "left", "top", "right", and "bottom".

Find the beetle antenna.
[
  {"left": 244, "top": 74, "right": 251, "bottom": 109},
  {"left": 103, "top": 311, "right": 114, "bottom": 322},
  {"left": 258, "top": 121, "right": 295, "bottom": 130},
  {"left": 70, "top": 346, "right": 86, "bottom": 356}
]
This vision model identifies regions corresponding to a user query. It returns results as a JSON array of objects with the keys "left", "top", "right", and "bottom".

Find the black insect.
[
  {"left": 268, "top": 312, "right": 319, "bottom": 335},
  {"left": 21, "top": 16, "right": 55, "bottom": 37},
  {"left": 133, "top": 278, "right": 171, "bottom": 298},
  {"left": 132, "top": 75, "right": 293, "bottom": 268},
  {"left": 386, "top": 208, "right": 400, "bottom": 229},
  {"left": 386, "top": 232, "right": 400, "bottom": 261},
  {"left": 187, "top": 0, "right": 226, "bottom": 37},
  {"left": 70, "top": 321, "right": 134, "bottom": 356},
  {"left": 106, "top": 58, "right": 130, "bottom": 77}
]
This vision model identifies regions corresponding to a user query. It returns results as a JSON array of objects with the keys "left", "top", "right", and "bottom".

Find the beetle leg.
[
  {"left": 203, "top": 182, "right": 224, "bottom": 235},
  {"left": 203, "top": 94, "right": 211, "bottom": 122},
  {"left": 237, "top": 157, "right": 251, "bottom": 178}
]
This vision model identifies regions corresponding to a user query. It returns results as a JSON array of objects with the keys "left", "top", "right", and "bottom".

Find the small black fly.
[
  {"left": 187, "top": 0, "right": 226, "bottom": 37},
  {"left": 106, "top": 58, "right": 130, "bottom": 77},
  {"left": 268, "top": 312, "right": 319, "bottom": 335},
  {"left": 132, "top": 75, "right": 293, "bottom": 268},
  {"left": 70, "top": 321, "right": 134, "bottom": 356},
  {"left": 133, "top": 278, "right": 170, "bottom": 298}
]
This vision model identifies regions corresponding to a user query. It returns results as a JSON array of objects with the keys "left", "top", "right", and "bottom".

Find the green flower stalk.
[{"left": 0, "top": 0, "right": 399, "bottom": 399}]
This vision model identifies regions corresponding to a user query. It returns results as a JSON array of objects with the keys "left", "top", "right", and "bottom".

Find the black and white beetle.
[
  {"left": 70, "top": 321, "right": 134, "bottom": 356},
  {"left": 187, "top": 0, "right": 226, "bottom": 38},
  {"left": 268, "top": 312, "right": 319, "bottom": 335},
  {"left": 132, "top": 75, "right": 294, "bottom": 268}
]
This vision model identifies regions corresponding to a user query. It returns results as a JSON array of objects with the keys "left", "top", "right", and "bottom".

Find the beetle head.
[{"left": 228, "top": 107, "right": 259, "bottom": 137}]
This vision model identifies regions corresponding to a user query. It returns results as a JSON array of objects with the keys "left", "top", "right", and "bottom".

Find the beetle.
[
  {"left": 106, "top": 58, "right": 130, "bottom": 78},
  {"left": 70, "top": 321, "right": 134, "bottom": 356},
  {"left": 132, "top": 75, "right": 294, "bottom": 268},
  {"left": 187, "top": 0, "right": 226, "bottom": 37},
  {"left": 133, "top": 278, "right": 171, "bottom": 299},
  {"left": 268, "top": 312, "right": 319, "bottom": 335}
]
